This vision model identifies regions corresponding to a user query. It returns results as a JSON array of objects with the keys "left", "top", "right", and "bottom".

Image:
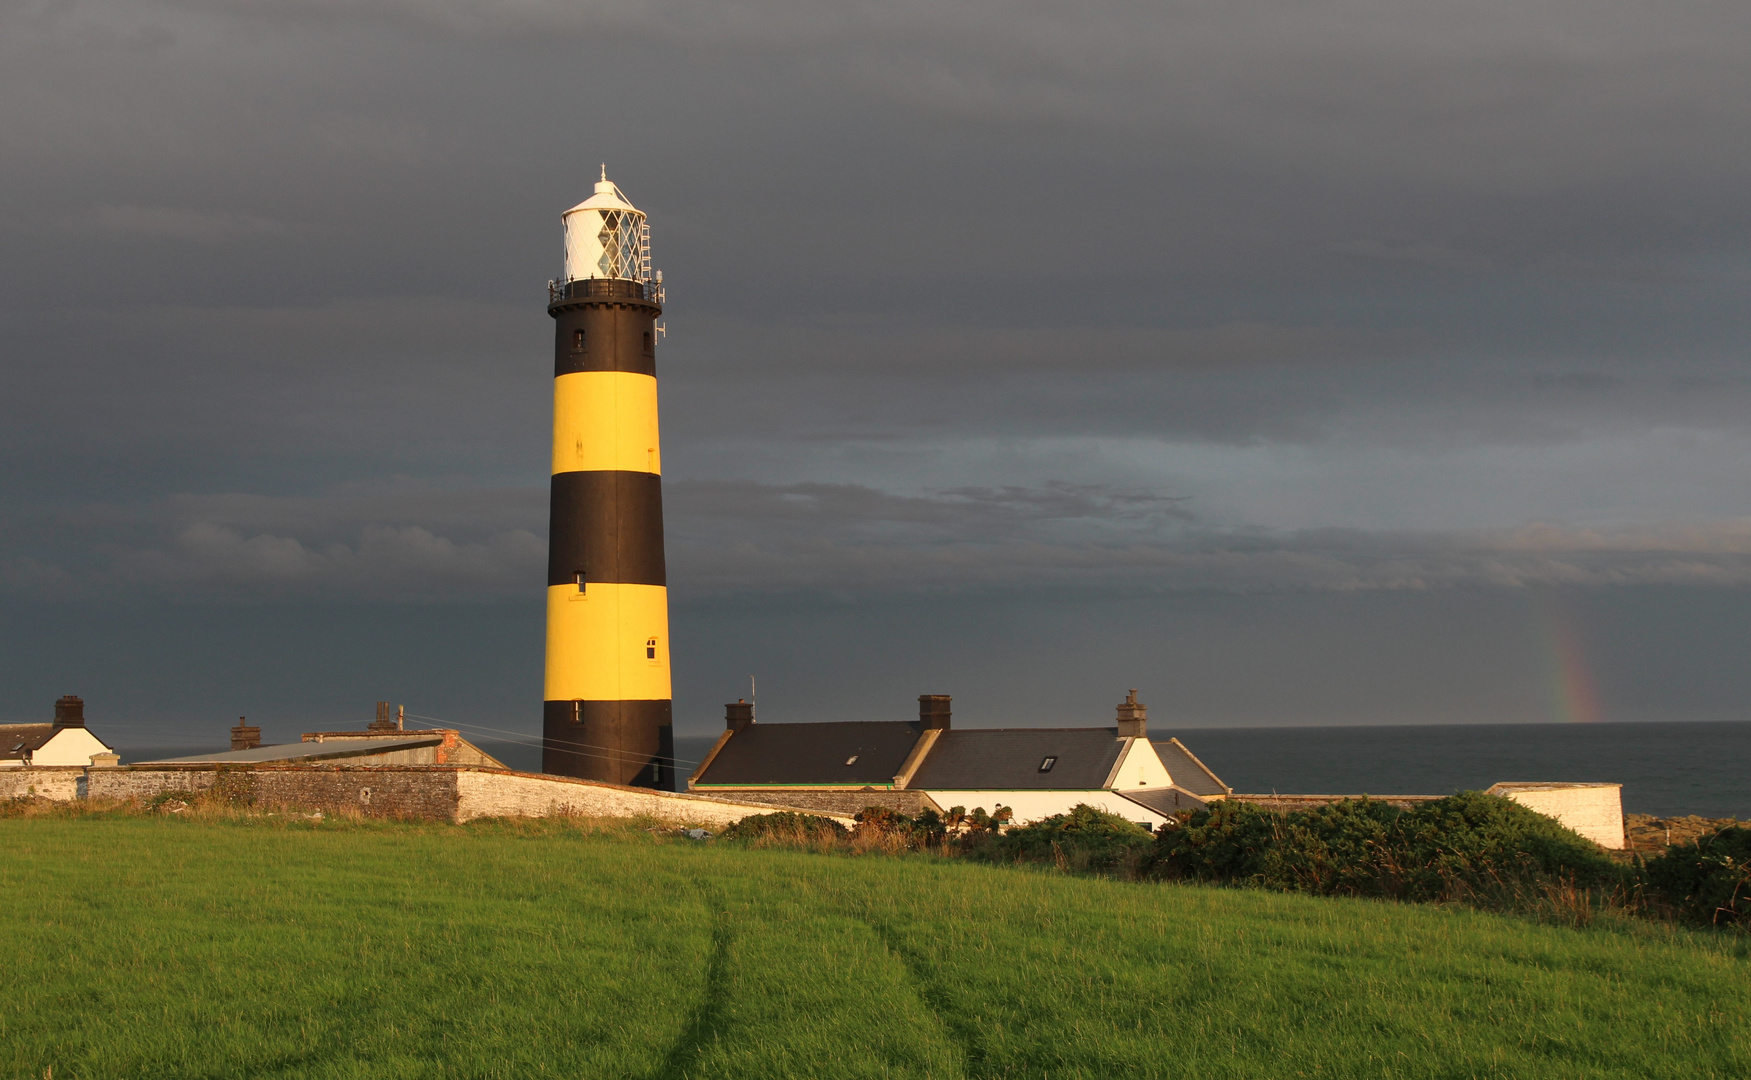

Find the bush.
[
  {"left": 718, "top": 812, "right": 848, "bottom": 845},
  {"left": 941, "top": 805, "right": 1013, "bottom": 834},
  {"left": 853, "top": 806, "right": 947, "bottom": 850},
  {"left": 1643, "top": 826, "right": 1751, "bottom": 927},
  {"left": 1148, "top": 792, "right": 1624, "bottom": 908},
  {"left": 976, "top": 804, "right": 1155, "bottom": 874}
]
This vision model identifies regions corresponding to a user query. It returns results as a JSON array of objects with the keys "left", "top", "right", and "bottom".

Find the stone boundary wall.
[
  {"left": 87, "top": 766, "right": 466, "bottom": 820},
  {"left": 687, "top": 789, "right": 940, "bottom": 816},
  {"left": 455, "top": 772, "right": 847, "bottom": 826},
  {"left": 1231, "top": 794, "right": 1442, "bottom": 813},
  {"left": 14, "top": 763, "right": 847, "bottom": 827},
  {"left": 0, "top": 767, "right": 83, "bottom": 802}
]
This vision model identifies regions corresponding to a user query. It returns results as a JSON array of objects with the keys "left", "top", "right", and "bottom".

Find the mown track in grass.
[{"left": 2, "top": 812, "right": 1748, "bottom": 1079}]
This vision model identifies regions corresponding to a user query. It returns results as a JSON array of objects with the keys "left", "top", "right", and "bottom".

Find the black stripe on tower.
[
  {"left": 550, "top": 281, "right": 661, "bottom": 377},
  {"left": 543, "top": 700, "right": 675, "bottom": 790},
  {"left": 547, "top": 471, "right": 666, "bottom": 588}
]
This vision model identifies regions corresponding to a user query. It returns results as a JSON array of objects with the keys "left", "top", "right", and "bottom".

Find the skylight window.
[
  {"left": 845, "top": 755, "right": 859, "bottom": 766},
  {"left": 1038, "top": 756, "right": 1057, "bottom": 773}
]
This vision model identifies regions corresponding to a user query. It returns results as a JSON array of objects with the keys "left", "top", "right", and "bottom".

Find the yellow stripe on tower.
[
  {"left": 552, "top": 371, "right": 662, "bottom": 475},
  {"left": 544, "top": 582, "right": 672, "bottom": 702}
]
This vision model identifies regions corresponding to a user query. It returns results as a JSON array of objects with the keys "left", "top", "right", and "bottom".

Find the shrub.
[
  {"left": 1642, "top": 826, "right": 1751, "bottom": 927},
  {"left": 853, "top": 806, "right": 947, "bottom": 850},
  {"left": 976, "top": 804, "right": 1155, "bottom": 874},
  {"left": 1148, "top": 792, "right": 1624, "bottom": 908},
  {"left": 718, "top": 812, "right": 848, "bottom": 846},
  {"left": 941, "top": 805, "right": 1013, "bottom": 835}
]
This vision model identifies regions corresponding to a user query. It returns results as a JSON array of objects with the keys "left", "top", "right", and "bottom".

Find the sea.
[{"left": 118, "top": 720, "right": 1751, "bottom": 820}]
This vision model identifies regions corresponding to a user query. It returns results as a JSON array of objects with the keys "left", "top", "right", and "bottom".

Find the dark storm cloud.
[
  {"left": 6, "top": 0, "right": 1751, "bottom": 732},
  {"left": 10, "top": 475, "right": 1751, "bottom": 604}
]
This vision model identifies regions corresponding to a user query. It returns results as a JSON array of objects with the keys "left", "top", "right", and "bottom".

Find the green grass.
[{"left": 2, "top": 812, "right": 1748, "bottom": 1079}]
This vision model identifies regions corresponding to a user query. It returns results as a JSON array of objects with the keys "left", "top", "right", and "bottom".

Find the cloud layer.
[
  {"left": 6, "top": 0, "right": 1751, "bottom": 729},
  {"left": 12, "top": 482, "right": 1751, "bottom": 604}
]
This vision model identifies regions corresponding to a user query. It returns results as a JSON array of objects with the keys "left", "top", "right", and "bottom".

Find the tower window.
[
  {"left": 575, "top": 571, "right": 586, "bottom": 593},
  {"left": 646, "top": 637, "right": 658, "bottom": 660},
  {"left": 571, "top": 700, "right": 582, "bottom": 724},
  {"left": 642, "top": 331, "right": 653, "bottom": 355},
  {"left": 572, "top": 329, "right": 586, "bottom": 352},
  {"left": 1038, "top": 756, "right": 1057, "bottom": 773}
]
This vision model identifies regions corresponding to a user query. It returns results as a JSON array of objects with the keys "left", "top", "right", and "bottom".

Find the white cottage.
[
  {"left": 0, "top": 696, "right": 114, "bottom": 768},
  {"left": 688, "top": 691, "right": 1229, "bottom": 827}
]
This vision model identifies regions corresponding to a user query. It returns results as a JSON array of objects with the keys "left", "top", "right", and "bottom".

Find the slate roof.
[
  {"left": 1151, "top": 738, "right": 1231, "bottom": 795},
  {"left": 0, "top": 724, "right": 57, "bottom": 760},
  {"left": 908, "top": 728, "right": 1125, "bottom": 790},
  {"left": 1120, "top": 787, "right": 1211, "bottom": 816},
  {"left": 692, "top": 722, "right": 923, "bottom": 787},
  {"left": 136, "top": 737, "right": 444, "bottom": 765}
]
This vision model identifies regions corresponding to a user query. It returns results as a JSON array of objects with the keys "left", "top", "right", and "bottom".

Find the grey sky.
[{"left": 4, "top": 0, "right": 1751, "bottom": 740}]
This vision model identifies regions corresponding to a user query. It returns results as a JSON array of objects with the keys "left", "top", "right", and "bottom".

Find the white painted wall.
[
  {"left": 1490, "top": 783, "right": 1625, "bottom": 849},
  {"left": 1110, "top": 738, "right": 1174, "bottom": 790},
  {"left": 919, "top": 789, "right": 1170, "bottom": 828}
]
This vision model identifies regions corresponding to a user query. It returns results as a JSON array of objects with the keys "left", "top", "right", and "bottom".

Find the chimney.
[
  {"left": 53, "top": 695, "right": 86, "bottom": 728},
  {"left": 368, "top": 701, "right": 398, "bottom": 733},
  {"left": 725, "top": 699, "right": 754, "bottom": 733},
  {"left": 1116, "top": 689, "right": 1147, "bottom": 739},
  {"left": 918, "top": 694, "right": 952, "bottom": 731},
  {"left": 230, "top": 716, "right": 262, "bottom": 751}
]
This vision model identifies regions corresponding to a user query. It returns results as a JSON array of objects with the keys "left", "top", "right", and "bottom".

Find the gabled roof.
[
  {"left": 908, "top": 728, "right": 1125, "bottom": 791},
  {"left": 0, "top": 723, "right": 56, "bottom": 759},
  {"left": 692, "top": 722, "right": 923, "bottom": 787},
  {"left": 1151, "top": 738, "right": 1231, "bottom": 796}
]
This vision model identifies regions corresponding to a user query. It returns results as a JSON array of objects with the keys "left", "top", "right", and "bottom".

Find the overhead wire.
[{"left": 404, "top": 712, "right": 706, "bottom": 768}]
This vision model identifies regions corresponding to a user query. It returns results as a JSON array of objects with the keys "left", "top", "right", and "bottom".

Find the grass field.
[{"left": 2, "top": 811, "right": 1748, "bottom": 1079}]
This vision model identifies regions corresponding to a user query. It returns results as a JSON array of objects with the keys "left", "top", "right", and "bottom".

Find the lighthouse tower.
[{"left": 542, "top": 169, "right": 672, "bottom": 788}]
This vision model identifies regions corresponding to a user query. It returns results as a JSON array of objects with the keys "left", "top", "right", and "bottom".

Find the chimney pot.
[
  {"left": 53, "top": 695, "right": 86, "bottom": 727},
  {"left": 230, "top": 716, "right": 263, "bottom": 751},
  {"left": 1116, "top": 688, "right": 1147, "bottom": 738},
  {"left": 368, "top": 700, "right": 398, "bottom": 732},
  {"left": 725, "top": 699, "right": 754, "bottom": 733},
  {"left": 918, "top": 694, "right": 952, "bottom": 731}
]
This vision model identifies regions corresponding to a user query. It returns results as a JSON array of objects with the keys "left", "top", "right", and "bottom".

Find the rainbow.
[{"left": 1534, "top": 591, "right": 1603, "bottom": 724}]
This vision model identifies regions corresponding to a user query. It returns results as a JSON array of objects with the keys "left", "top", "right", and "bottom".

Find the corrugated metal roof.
[
  {"left": 1151, "top": 738, "right": 1231, "bottom": 795},
  {"left": 909, "top": 728, "right": 1125, "bottom": 790},
  {"left": 693, "top": 722, "right": 922, "bottom": 787},
  {"left": 136, "top": 737, "right": 443, "bottom": 765}
]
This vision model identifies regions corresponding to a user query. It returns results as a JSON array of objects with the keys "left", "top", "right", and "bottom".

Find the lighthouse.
[{"left": 542, "top": 169, "right": 672, "bottom": 788}]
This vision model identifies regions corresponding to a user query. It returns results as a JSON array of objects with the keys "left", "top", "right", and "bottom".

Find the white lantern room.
[{"left": 563, "top": 168, "right": 650, "bottom": 284}]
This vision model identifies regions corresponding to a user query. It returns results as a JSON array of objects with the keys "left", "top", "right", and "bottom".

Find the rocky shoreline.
[{"left": 1624, "top": 813, "right": 1748, "bottom": 854}]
